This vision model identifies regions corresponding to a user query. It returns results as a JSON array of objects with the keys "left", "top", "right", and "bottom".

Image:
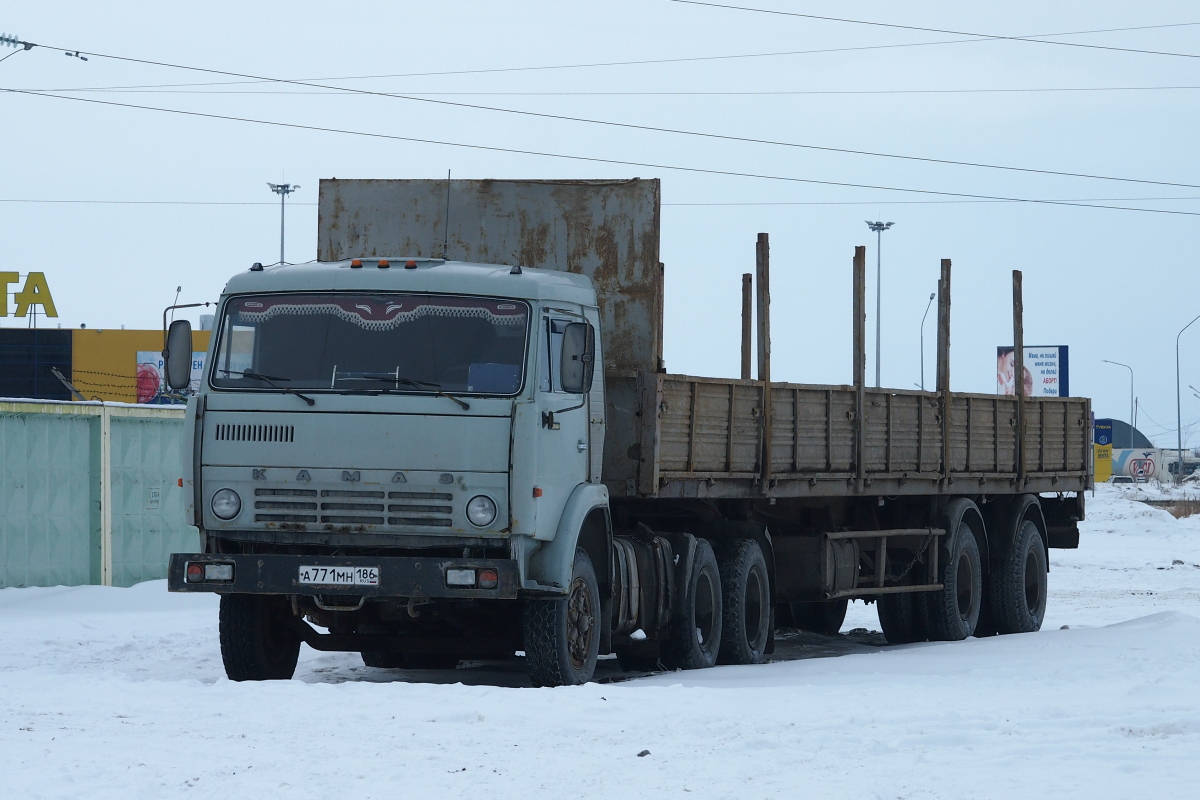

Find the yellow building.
[{"left": 71, "top": 328, "right": 211, "bottom": 403}]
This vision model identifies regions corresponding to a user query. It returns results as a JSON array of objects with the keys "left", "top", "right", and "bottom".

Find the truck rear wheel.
[
  {"left": 219, "top": 594, "right": 301, "bottom": 681},
  {"left": 717, "top": 539, "right": 771, "bottom": 665},
  {"left": 523, "top": 548, "right": 601, "bottom": 687},
  {"left": 661, "top": 538, "right": 723, "bottom": 670},
  {"left": 924, "top": 520, "right": 983, "bottom": 641},
  {"left": 990, "top": 520, "right": 1047, "bottom": 634}
]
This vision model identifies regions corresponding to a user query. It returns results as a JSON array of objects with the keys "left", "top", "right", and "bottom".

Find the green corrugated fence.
[{"left": 0, "top": 399, "right": 197, "bottom": 588}]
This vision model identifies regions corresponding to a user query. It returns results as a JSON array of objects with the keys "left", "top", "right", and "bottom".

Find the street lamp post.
[
  {"left": 1101, "top": 360, "right": 1134, "bottom": 444},
  {"left": 919, "top": 291, "right": 935, "bottom": 391},
  {"left": 267, "top": 182, "right": 300, "bottom": 265},
  {"left": 1176, "top": 314, "right": 1200, "bottom": 484},
  {"left": 866, "top": 221, "right": 894, "bottom": 387}
]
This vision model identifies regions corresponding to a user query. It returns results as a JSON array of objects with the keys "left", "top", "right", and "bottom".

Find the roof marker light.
[
  {"left": 350, "top": 259, "right": 362, "bottom": 269},
  {"left": 405, "top": 260, "right": 418, "bottom": 270},
  {"left": 378, "top": 259, "right": 390, "bottom": 269}
]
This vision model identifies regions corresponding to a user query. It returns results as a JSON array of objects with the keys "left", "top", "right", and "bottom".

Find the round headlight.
[
  {"left": 211, "top": 488, "right": 242, "bottom": 520},
  {"left": 466, "top": 495, "right": 497, "bottom": 528}
]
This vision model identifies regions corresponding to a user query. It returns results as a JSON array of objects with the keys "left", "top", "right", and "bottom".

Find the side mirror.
[
  {"left": 560, "top": 322, "right": 595, "bottom": 394},
  {"left": 164, "top": 319, "right": 193, "bottom": 391}
]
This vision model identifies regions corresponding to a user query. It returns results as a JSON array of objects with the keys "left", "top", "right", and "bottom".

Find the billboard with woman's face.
[{"left": 997, "top": 345, "right": 1069, "bottom": 397}]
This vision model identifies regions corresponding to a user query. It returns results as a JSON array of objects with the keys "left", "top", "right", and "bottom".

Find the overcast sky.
[{"left": 3, "top": 1, "right": 1199, "bottom": 446}]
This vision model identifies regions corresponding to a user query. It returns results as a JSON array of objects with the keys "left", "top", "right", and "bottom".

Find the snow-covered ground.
[{"left": 2, "top": 486, "right": 1198, "bottom": 799}]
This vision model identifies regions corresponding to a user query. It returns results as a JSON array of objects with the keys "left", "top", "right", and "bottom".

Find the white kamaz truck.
[{"left": 166, "top": 179, "right": 1089, "bottom": 685}]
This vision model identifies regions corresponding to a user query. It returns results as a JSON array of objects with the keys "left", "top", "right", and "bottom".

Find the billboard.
[
  {"left": 997, "top": 345, "right": 1069, "bottom": 397},
  {"left": 135, "top": 350, "right": 206, "bottom": 404},
  {"left": 1093, "top": 419, "right": 1113, "bottom": 482}
]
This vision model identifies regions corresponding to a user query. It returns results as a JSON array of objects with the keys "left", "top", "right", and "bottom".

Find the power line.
[
  {"left": 671, "top": 1, "right": 1200, "bottom": 61},
  {"left": 26, "top": 84, "right": 1200, "bottom": 97},
  {"left": 6, "top": 86, "right": 1200, "bottom": 218},
  {"left": 5, "top": 195, "right": 1200, "bottom": 208},
  {"left": 10, "top": 43, "right": 1200, "bottom": 191},
  {"left": 0, "top": 198, "right": 309, "bottom": 205},
  {"left": 10, "top": 19, "right": 1197, "bottom": 93}
]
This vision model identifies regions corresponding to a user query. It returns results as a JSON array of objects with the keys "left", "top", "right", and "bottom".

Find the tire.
[
  {"left": 523, "top": 548, "right": 601, "bottom": 687},
  {"left": 877, "top": 592, "right": 928, "bottom": 644},
  {"left": 923, "top": 519, "right": 984, "bottom": 641},
  {"left": 780, "top": 599, "right": 848, "bottom": 635},
  {"left": 990, "top": 519, "right": 1048, "bottom": 634},
  {"left": 219, "top": 594, "right": 301, "bottom": 681},
  {"left": 661, "top": 538, "right": 723, "bottom": 670},
  {"left": 717, "top": 539, "right": 771, "bottom": 665}
]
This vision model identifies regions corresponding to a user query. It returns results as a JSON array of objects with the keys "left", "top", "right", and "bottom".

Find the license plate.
[{"left": 298, "top": 566, "right": 379, "bottom": 586}]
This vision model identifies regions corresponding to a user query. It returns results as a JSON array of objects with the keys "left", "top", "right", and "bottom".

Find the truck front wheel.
[
  {"left": 523, "top": 548, "right": 601, "bottom": 687},
  {"left": 219, "top": 595, "right": 301, "bottom": 681}
]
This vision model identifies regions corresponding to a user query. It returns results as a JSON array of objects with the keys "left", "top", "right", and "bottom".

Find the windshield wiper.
[
  {"left": 349, "top": 373, "right": 471, "bottom": 410},
  {"left": 222, "top": 369, "right": 315, "bottom": 406}
]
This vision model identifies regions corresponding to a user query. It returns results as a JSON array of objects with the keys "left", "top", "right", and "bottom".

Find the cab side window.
[{"left": 538, "top": 317, "right": 572, "bottom": 393}]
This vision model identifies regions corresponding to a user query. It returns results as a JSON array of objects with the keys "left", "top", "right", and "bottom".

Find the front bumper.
[{"left": 167, "top": 553, "right": 520, "bottom": 600}]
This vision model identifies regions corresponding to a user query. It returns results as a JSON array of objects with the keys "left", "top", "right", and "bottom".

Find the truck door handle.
[{"left": 577, "top": 440, "right": 588, "bottom": 452}]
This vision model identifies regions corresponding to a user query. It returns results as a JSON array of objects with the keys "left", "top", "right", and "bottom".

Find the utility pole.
[
  {"left": 1176, "top": 314, "right": 1200, "bottom": 484},
  {"left": 919, "top": 291, "right": 935, "bottom": 390},
  {"left": 865, "top": 221, "right": 894, "bottom": 387},
  {"left": 1101, "top": 360, "right": 1134, "bottom": 444},
  {"left": 267, "top": 183, "right": 300, "bottom": 265}
]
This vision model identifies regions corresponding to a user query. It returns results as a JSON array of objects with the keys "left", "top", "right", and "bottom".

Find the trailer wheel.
[
  {"left": 877, "top": 592, "right": 928, "bottom": 644},
  {"left": 924, "top": 520, "right": 983, "bottom": 641},
  {"left": 990, "top": 520, "right": 1047, "bottom": 634},
  {"left": 523, "top": 548, "right": 601, "bottom": 687},
  {"left": 717, "top": 539, "right": 771, "bottom": 665},
  {"left": 219, "top": 594, "right": 301, "bottom": 681},
  {"left": 661, "top": 538, "right": 723, "bottom": 670},
  {"left": 778, "top": 599, "right": 848, "bottom": 635}
]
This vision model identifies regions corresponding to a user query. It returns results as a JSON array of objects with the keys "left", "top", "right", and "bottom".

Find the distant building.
[{"left": 0, "top": 328, "right": 211, "bottom": 404}]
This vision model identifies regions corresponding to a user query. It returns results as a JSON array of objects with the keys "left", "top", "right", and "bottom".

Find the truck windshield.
[{"left": 210, "top": 293, "right": 529, "bottom": 395}]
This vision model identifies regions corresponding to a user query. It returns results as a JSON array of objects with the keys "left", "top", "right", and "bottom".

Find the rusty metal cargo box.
[{"left": 317, "top": 178, "right": 663, "bottom": 375}]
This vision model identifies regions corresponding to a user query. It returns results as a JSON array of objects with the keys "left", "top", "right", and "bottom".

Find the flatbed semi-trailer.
[{"left": 165, "top": 178, "right": 1088, "bottom": 685}]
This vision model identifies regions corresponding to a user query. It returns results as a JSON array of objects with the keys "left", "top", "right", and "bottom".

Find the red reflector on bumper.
[{"left": 478, "top": 569, "right": 499, "bottom": 589}]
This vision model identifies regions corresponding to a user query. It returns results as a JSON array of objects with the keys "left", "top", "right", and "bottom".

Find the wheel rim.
[
  {"left": 1023, "top": 548, "right": 1043, "bottom": 616},
  {"left": 694, "top": 569, "right": 718, "bottom": 646},
  {"left": 566, "top": 575, "right": 595, "bottom": 669},
  {"left": 956, "top": 550, "right": 976, "bottom": 623},
  {"left": 744, "top": 568, "right": 765, "bottom": 644}
]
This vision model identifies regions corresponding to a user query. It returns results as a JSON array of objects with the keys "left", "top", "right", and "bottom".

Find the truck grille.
[
  {"left": 254, "top": 487, "right": 317, "bottom": 522},
  {"left": 250, "top": 488, "right": 458, "bottom": 529},
  {"left": 216, "top": 423, "right": 295, "bottom": 443},
  {"left": 388, "top": 491, "right": 453, "bottom": 528}
]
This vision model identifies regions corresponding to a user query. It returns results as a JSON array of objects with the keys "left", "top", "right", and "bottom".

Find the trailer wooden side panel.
[{"left": 604, "top": 373, "right": 1091, "bottom": 499}]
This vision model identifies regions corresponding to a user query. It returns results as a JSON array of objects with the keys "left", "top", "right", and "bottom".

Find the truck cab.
[{"left": 168, "top": 257, "right": 615, "bottom": 683}]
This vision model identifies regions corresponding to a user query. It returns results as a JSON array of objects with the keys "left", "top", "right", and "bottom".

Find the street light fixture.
[
  {"left": 267, "top": 182, "right": 300, "bottom": 265},
  {"left": 1101, "top": 360, "right": 1134, "bottom": 443},
  {"left": 865, "top": 220, "right": 895, "bottom": 387},
  {"left": 1175, "top": 314, "right": 1200, "bottom": 484},
  {"left": 919, "top": 291, "right": 935, "bottom": 391}
]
